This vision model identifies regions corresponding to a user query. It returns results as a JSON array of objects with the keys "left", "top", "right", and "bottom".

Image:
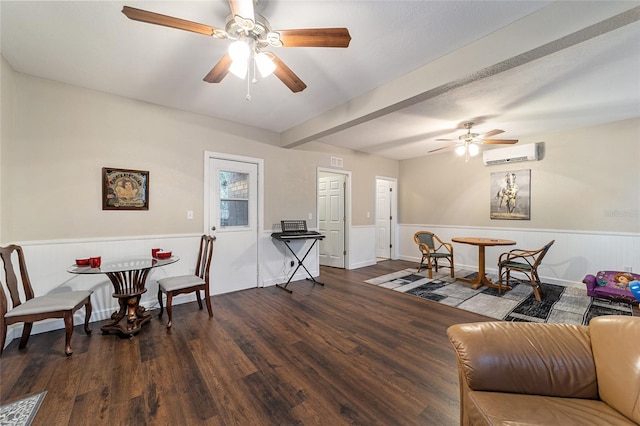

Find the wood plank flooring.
[{"left": 0, "top": 260, "right": 491, "bottom": 425}]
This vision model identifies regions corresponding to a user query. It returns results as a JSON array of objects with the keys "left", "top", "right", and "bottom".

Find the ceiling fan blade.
[
  {"left": 428, "top": 144, "right": 458, "bottom": 153},
  {"left": 435, "top": 138, "right": 456, "bottom": 142},
  {"left": 270, "top": 54, "right": 307, "bottom": 93},
  {"left": 481, "top": 129, "right": 504, "bottom": 138},
  {"left": 122, "top": 6, "right": 224, "bottom": 37},
  {"left": 229, "top": 0, "right": 255, "bottom": 28},
  {"left": 203, "top": 54, "right": 232, "bottom": 83},
  {"left": 277, "top": 28, "right": 352, "bottom": 47},
  {"left": 483, "top": 139, "right": 518, "bottom": 145}
]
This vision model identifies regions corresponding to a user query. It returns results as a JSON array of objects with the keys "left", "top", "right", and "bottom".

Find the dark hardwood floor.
[{"left": 0, "top": 260, "right": 491, "bottom": 425}]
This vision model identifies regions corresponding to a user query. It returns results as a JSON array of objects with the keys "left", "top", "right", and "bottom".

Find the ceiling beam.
[{"left": 280, "top": 2, "right": 640, "bottom": 149}]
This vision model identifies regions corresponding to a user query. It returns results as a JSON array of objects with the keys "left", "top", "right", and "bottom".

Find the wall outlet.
[
  {"left": 624, "top": 266, "right": 632, "bottom": 272},
  {"left": 187, "top": 210, "right": 193, "bottom": 220}
]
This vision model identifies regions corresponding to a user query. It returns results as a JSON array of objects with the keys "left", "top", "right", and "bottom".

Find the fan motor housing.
[{"left": 225, "top": 13, "right": 277, "bottom": 50}]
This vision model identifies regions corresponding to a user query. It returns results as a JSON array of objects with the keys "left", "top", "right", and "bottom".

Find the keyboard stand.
[{"left": 273, "top": 235, "right": 325, "bottom": 293}]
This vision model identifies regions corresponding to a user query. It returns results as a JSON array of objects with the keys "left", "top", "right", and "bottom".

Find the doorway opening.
[
  {"left": 375, "top": 177, "right": 397, "bottom": 262},
  {"left": 317, "top": 168, "right": 351, "bottom": 269}
]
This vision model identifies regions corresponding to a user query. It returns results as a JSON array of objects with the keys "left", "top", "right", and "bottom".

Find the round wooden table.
[{"left": 452, "top": 237, "right": 516, "bottom": 290}]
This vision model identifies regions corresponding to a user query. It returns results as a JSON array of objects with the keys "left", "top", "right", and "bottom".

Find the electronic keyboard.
[
  {"left": 271, "top": 220, "right": 325, "bottom": 293},
  {"left": 271, "top": 231, "right": 324, "bottom": 240}
]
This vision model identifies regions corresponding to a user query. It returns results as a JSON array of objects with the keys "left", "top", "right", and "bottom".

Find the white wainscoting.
[
  {"left": 349, "top": 226, "right": 377, "bottom": 269},
  {"left": 399, "top": 224, "right": 640, "bottom": 288}
]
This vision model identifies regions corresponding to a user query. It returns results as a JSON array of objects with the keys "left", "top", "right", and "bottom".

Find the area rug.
[
  {"left": 365, "top": 269, "right": 634, "bottom": 325},
  {"left": 0, "top": 392, "right": 47, "bottom": 426}
]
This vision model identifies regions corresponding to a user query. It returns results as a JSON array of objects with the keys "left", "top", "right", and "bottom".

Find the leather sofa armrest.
[
  {"left": 447, "top": 321, "right": 599, "bottom": 399},
  {"left": 583, "top": 274, "right": 597, "bottom": 290},
  {"left": 590, "top": 316, "right": 640, "bottom": 424}
]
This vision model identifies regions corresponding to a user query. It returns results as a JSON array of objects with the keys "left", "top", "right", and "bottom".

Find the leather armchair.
[{"left": 447, "top": 316, "right": 640, "bottom": 425}]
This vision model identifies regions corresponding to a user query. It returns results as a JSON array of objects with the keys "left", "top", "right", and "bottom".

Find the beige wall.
[
  {"left": 296, "top": 141, "right": 399, "bottom": 226},
  {"left": 1, "top": 66, "right": 399, "bottom": 243},
  {"left": 1, "top": 57, "right": 17, "bottom": 243},
  {"left": 3, "top": 59, "right": 638, "bottom": 243},
  {"left": 399, "top": 117, "right": 640, "bottom": 233}
]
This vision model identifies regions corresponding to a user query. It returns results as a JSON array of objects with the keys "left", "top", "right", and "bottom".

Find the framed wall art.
[
  {"left": 102, "top": 167, "right": 149, "bottom": 210},
  {"left": 490, "top": 169, "right": 530, "bottom": 220}
]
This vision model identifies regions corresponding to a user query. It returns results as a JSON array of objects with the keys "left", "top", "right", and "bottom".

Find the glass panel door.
[{"left": 219, "top": 170, "right": 249, "bottom": 227}]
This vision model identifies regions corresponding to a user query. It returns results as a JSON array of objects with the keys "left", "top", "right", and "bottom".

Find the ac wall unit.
[{"left": 482, "top": 143, "right": 538, "bottom": 165}]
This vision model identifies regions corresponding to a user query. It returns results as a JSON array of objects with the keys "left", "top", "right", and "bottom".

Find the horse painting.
[{"left": 496, "top": 172, "right": 518, "bottom": 213}]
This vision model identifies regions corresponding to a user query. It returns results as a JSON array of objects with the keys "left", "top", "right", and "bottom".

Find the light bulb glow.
[
  {"left": 228, "top": 40, "right": 250, "bottom": 62},
  {"left": 455, "top": 145, "right": 466, "bottom": 156},
  {"left": 229, "top": 59, "right": 248, "bottom": 79},
  {"left": 468, "top": 143, "right": 480, "bottom": 156},
  {"left": 255, "top": 53, "right": 276, "bottom": 77}
]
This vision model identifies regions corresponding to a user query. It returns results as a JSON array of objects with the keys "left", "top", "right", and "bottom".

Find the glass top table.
[
  {"left": 67, "top": 256, "right": 179, "bottom": 275},
  {"left": 68, "top": 256, "right": 179, "bottom": 337}
]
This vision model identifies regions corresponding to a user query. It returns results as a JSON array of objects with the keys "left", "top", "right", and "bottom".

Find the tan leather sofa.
[{"left": 447, "top": 316, "right": 640, "bottom": 425}]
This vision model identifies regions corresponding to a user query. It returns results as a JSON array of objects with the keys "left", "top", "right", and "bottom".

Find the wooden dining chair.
[
  {"left": 0, "top": 245, "right": 93, "bottom": 356},
  {"left": 413, "top": 231, "right": 454, "bottom": 279},
  {"left": 497, "top": 240, "right": 555, "bottom": 301},
  {"left": 157, "top": 235, "right": 215, "bottom": 329}
]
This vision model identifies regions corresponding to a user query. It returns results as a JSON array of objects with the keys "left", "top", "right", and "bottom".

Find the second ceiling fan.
[
  {"left": 429, "top": 122, "right": 518, "bottom": 161},
  {"left": 122, "top": 0, "right": 351, "bottom": 94}
]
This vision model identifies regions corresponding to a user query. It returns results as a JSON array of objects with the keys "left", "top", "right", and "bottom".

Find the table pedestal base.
[
  {"left": 457, "top": 275, "right": 512, "bottom": 291},
  {"left": 453, "top": 242, "right": 513, "bottom": 292},
  {"left": 101, "top": 294, "right": 151, "bottom": 337}
]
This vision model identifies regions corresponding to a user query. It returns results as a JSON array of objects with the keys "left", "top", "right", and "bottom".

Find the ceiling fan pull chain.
[
  {"left": 246, "top": 63, "right": 252, "bottom": 101},
  {"left": 251, "top": 56, "right": 258, "bottom": 85}
]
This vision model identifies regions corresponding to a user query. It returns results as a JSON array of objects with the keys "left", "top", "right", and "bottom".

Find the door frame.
[
  {"left": 375, "top": 176, "right": 398, "bottom": 261},
  {"left": 204, "top": 151, "right": 264, "bottom": 287},
  {"left": 317, "top": 167, "right": 352, "bottom": 269}
]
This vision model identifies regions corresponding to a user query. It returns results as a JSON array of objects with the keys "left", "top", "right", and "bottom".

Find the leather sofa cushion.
[
  {"left": 467, "top": 392, "right": 637, "bottom": 426},
  {"left": 590, "top": 316, "right": 640, "bottom": 424},
  {"left": 447, "top": 321, "right": 598, "bottom": 398}
]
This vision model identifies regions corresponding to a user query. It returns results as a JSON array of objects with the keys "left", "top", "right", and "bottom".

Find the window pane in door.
[
  {"left": 220, "top": 200, "right": 248, "bottom": 227},
  {"left": 219, "top": 171, "right": 249, "bottom": 228}
]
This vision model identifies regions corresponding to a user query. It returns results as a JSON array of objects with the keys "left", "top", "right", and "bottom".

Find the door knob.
[{"left": 211, "top": 226, "right": 216, "bottom": 231}]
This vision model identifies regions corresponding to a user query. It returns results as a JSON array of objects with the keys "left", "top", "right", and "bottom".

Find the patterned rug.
[
  {"left": 0, "top": 392, "right": 47, "bottom": 426},
  {"left": 365, "top": 268, "right": 634, "bottom": 325}
]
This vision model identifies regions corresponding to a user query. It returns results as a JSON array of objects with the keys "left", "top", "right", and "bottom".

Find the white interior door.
[
  {"left": 376, "top": 178, "right": 393, "bottom": 259},
  {"left": 208, "top": 157, "right": 259, "bottom": 294},
  {"left": 318, "top": 173, "right": 345, "bottom": 268}
]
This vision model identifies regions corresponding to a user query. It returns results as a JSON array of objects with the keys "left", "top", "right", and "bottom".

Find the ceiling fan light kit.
[
  {"left": 429, "top": 122, "right": 519, "bottom": 162},
  {"left": 121, "top": 1, "right": 351, "bottom": 98},
  {"left": 456, "top": 142, "right": 480, "bottom": 162}
]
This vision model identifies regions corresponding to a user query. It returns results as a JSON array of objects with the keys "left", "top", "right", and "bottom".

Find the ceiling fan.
[
  {"left": 428, "top": 122, "right": 518, "bottom": 161},
  {"left": 121, "top": 1, "right": 351, "bottom": 96}
]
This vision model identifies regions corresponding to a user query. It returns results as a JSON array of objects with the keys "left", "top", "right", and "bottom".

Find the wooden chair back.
[
  {"left": 195, "top": 235, "right": 215, "bottom": 284},
  {"left": 414, "top": 231, "right": 436, "bottom": 251},
  {"left": 534, "top": 240, "right": 555, "bottom": 268},
  {"left": 0, "top": 245, "right": 35, "bottom": 315}
]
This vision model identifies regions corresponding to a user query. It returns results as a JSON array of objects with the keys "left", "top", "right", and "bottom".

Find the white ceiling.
[{"left": 2, "top": 1, "right": 639, "bottom": 160}]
